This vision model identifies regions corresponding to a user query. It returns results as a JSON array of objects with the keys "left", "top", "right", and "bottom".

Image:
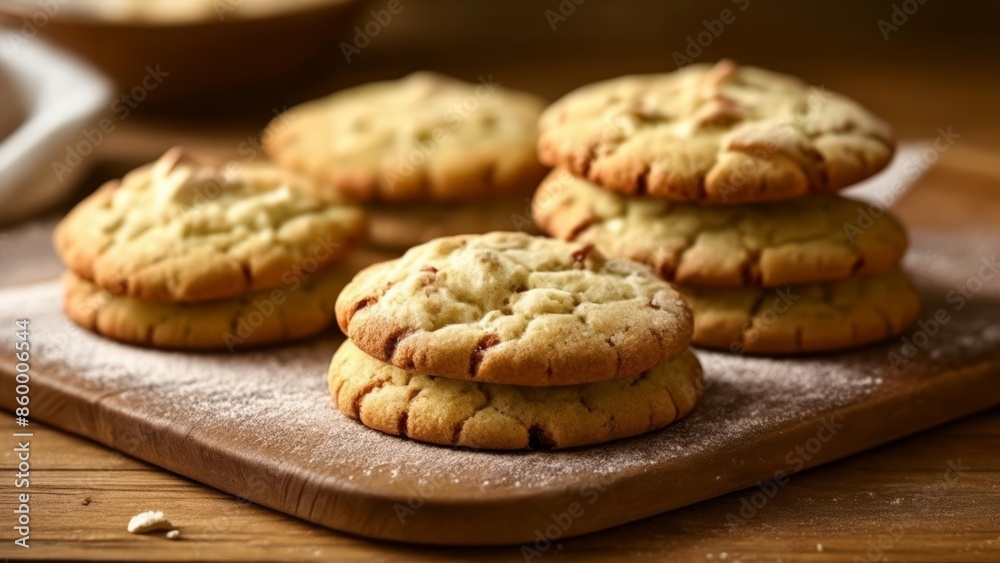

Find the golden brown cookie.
[
  {"left": 533, "top": 170, "right": 908, "bottom": 287},
  {"left": 537, "top": 60, "right": 895, "bottom": 204},
  {"left": 54, "top": 148, "right": 367, "bottom": 303},
  {"left": 63, "top": 261, "right": 355, "bottom": 351},
  {"left": 265, "top": 72, "right": 547, "bottom": 203},
  {"left": 681, "top": 269, "right": 920, "bottom": 354},
  {"left": 335, "top": 232, "right": 693, "bottom": 386},
  {"left": 329, "top": 340, "right": 703, "bottom": 450}
]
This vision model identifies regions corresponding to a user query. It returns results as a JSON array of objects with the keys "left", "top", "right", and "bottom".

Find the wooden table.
[
  {"left": 1, "top": 402, "right": 998, "bottom": 562},
  {"left": 1, "top": 143, "right": 998, "bottom": 562},
  {"left": 2, "top": 15, "right": 1000, "bottom": 557}
]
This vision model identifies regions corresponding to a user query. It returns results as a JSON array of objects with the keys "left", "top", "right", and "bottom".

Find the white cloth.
[{"left": 0, "top": 30, "right": 111, "bottom": 225}]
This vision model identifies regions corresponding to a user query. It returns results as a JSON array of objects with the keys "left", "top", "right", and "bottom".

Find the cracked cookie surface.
[
  {"left": 533, "top": 170, "right": 908, "bottom": 287},
  {"left": 329, "top": 340, "right": 703, "bottom": 450},
  {"left": 335, "top": 232, "right": 693, "bottom": 385},
  {"left": 265, "top": 71, "right": 548, "bottom": 203},
  {"left": 63, "top": 257, "right": 358, "bottom": 351},
  {"left": 682, "top": 269, "right": 920, "bottom": 354},
  {"left": 54, "top": 148, "right": 367, "bottom": 303},
  {"left": 537, "top": 60, "right": 895, "bottom": 203}
]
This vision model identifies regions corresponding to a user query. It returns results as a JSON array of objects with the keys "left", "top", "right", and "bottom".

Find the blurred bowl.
[{"left": 0, "top": 0, "right": 361, "bottom": 112}]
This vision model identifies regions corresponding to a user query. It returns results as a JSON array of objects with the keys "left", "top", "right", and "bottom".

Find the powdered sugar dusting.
[{"left": 3, "top": 231, "right": 999, "bottom": 503}]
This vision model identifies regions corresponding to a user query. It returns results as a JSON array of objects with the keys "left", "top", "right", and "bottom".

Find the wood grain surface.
[
  {"left": 2, "top": 203, "right": 1000, "bottom": 554},
  {"left": 2, "top": 113, "right": 1000, "bottom": 563},
  {"left": 3, "top": 233, "right": 997, "bottom": 547},
  {"left": 1, "top": 140, "right": 998, "bottom": 561},
  {"left": 1, "top": 2, "right": 999, "bottom": 557},
  {"left": 0, "top": 190, "right": 997, "bottom": 559},
  {"left": 2, "top": 407, "right": 999, "bottom": 562}
]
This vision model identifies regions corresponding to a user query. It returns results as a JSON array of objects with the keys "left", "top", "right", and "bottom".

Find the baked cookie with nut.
[
  {"left": 55, "top": 148, "right": 366, "bottom": 303},
  {"left": 334, "top": 232, "right": 694, "bottom": 385},
  {"left": 537, "top": 60, "right": 895, "bottom": 204},
  {"left": 63, "top": 264, "right": 352, "bottom": 351},
  {"left": 681, "top": 269, "right": 920, "bottom": 354},
  {"left": 329, "top": 340, "right": 703, "bottom": 450},
  {"left": 265, "top": 72, "right": 548, "bottom": 248},
  {"left": 533, "top": 170, "right": 908, "bottom": 287},
  {"left": 55, "top": 148, "right": 372, "bottom": 350}
]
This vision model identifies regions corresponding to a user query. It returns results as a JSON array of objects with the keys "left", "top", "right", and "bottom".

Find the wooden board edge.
[{"left": 3, "top": 354, "right": 999, "bottom": 546}]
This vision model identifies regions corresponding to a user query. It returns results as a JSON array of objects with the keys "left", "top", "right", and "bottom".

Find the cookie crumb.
[
  {"left": 127, "top": 511, "right": 173, "bottom": 534},
  {"left": 166, "top": 530, "right": 181, "bottom": 540},
  {"left": 81, "top": 497, "right": 92, "bottom": 506}
]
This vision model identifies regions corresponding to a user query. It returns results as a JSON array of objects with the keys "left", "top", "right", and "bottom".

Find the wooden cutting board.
[{"left": 2, "top": 232, "right": 999, "bottom": 546}]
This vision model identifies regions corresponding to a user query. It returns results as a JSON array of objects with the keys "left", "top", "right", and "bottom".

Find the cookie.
[
  {"left": 335, "top": 232, "right": 693, "bottom": 386},
  {"left": 329, "top": 340, "right": 702, "bottom": 450},
  {"left": 533, "top": 170, "right": 908, "bottom": 287},
  {"left": 265, "top": 71, "right": 547, "bottom": 203},
  {"left": 537, "top": 60, "right": 895, "bottom": 204},
  {"left": 682, "top": 269, "right": 920, "bottom": 354},
  {"left": 54, "top": 148, "right": 367, "bottom": 303},
  {"left": 367, "top": 196, "right": 537, "bottom": 250},
  {"left": 63, "top": 257, "right": 360, "bottom": 351}
]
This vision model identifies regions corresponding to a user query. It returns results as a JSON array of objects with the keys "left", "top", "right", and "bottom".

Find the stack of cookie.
[
  {"left": 55, "top": 148, "right": 368, "bottom": 351},
  {"left": 533, "top": 61, "right": 920, "bottom": 354},
  {"left": 327, "top": 232, "right": 703, "bottom": 450},
  {"left": 264, "top": 72, "right": 548, "bottom": 251}
]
